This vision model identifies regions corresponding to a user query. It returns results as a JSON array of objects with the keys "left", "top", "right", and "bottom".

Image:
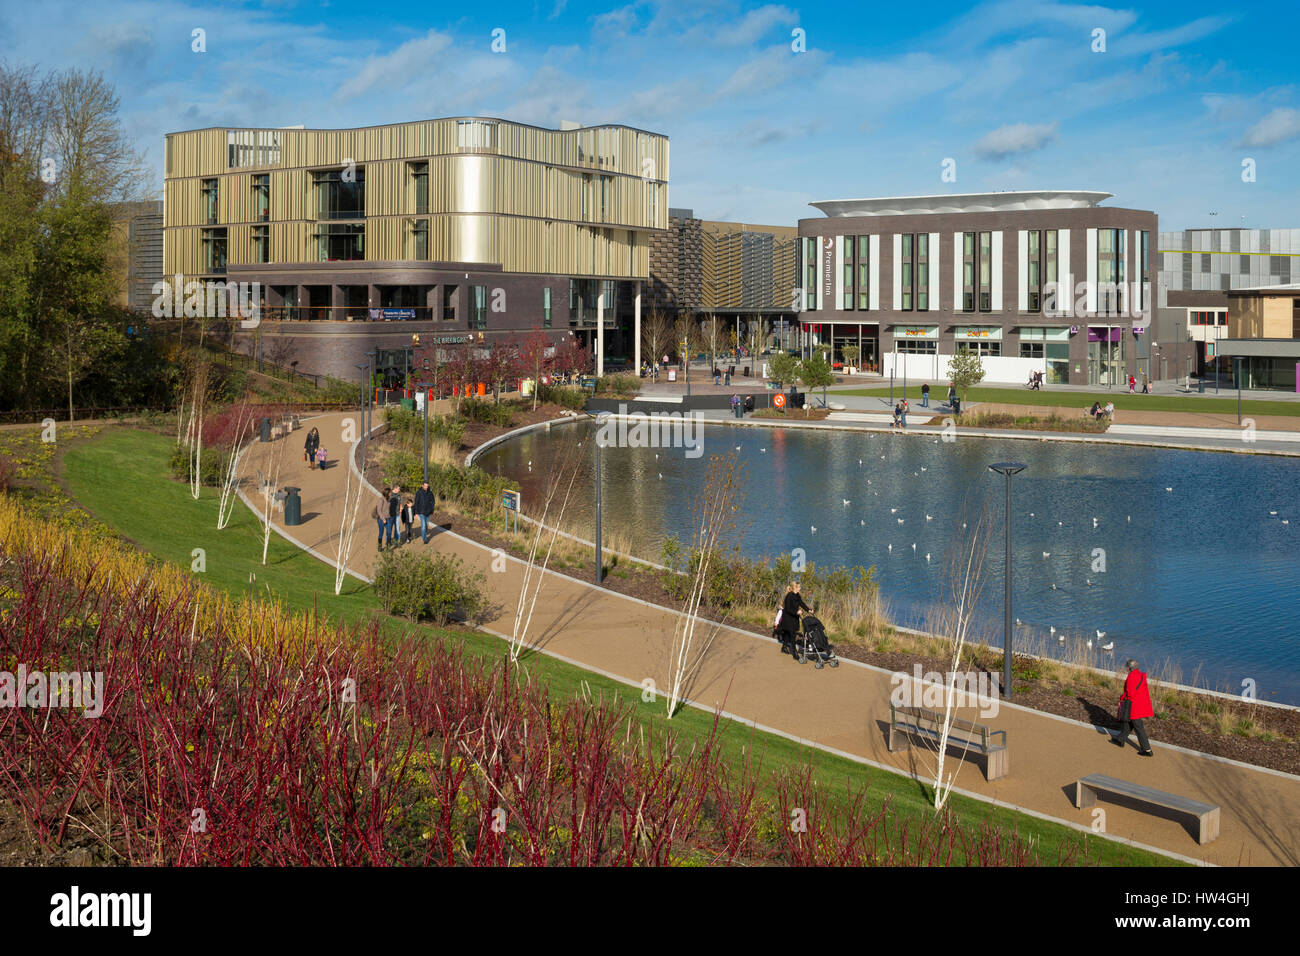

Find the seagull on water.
[
  {"left": 920, "top": 466, "right": 927, "bottom": 472},
  {"left": 1050, "top": 626, "right": 1057, "bottom": 636},
  {"left": 1284, "top": 520, "right": 1292, "bottom": 525},
  {"left": 1042, "top": 551, "right": 1051, "bottom": 558},
  {"left": 1050, "top": 583, "right": 1058, "bottom": 590},
  {"left": 925, "top": 514, "right": 933, "bottom": 521},
  {"left": 1270, "top": 511, "right": 1278, "bottom": 516},
  {"left": 843, "top": 499, "right": 851, "bottom": 507},
  {"left": 1086, "top": 638, "right": 1093, "bottom": 649},
  {"left": 1092, "top": 517, "right": 1099, "bottom": 528},
  {"left": 810, "top": 525, "right": 817, "bottom": 533},
  {"left": 1101, "top": 641, "right": 1114, "bottom": 651},
  {"left": 1096, "top": 630, "right": 1106, "bottom": 639},
  {"left": 890, "top": 507, "right": 898, "bottom": 514},
  {"left": 1166, "top": 487, "right": 1173, "bottom": 492},
  {"left": 897, "top": 518, "right": 904, "bottom": 524},
  {"left": 860, "top": 519, "right": 865, "bottom": 526},
  {"left": 911, "top": 543, "right": 917, "bottom": 551},
  {"left": 925, "top": 553, "right": 931, "bottom": 562},
  {"left": 1015, "top": 618, "right": 1022, "bottom": 627}
]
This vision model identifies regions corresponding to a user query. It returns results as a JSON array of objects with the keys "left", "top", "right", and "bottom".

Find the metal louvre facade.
[{"left": 163, "top": 117, "right": 668, "bottom": 282}]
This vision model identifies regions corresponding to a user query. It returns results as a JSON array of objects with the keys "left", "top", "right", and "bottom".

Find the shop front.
[{"left": 1088, "top": 326, "right": 1125, "bottom": 386}]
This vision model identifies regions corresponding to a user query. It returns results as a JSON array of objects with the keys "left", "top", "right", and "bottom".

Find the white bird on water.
[
  {"left": 890, "top": 507, "right": 898, "bottom": 514},
  {"left": 1015, "top": 618, "right": 1022, "bottom": 626},
  {"left": 887, "top": 543, "right": 892, "bottom": 551},
  {"left": 1166, "top": 487, "right": 1173, "bottom": 492},
  {"left": 1087, "top": 638, "right": 1093, "bottom": 649},
  {"left": 1050, "top": 626, "right": 1057, "bottom": 636},
  {"left": 859, "top": 459, "right": 863, "bottom": 466},
  {"left": 860, "top": 519, "right": 866, "bottom": 526},
  {"left": 920, "top": 466, "right": 927, "bottom": 472},
  {"left": 1042, "top": 551, "right": 1051, "bottom": 558},
  {"left": 925, "top": 514, "right": 933, "bottom": 521},
  {"left": 760, "top": 448, "right": 766, "bottom": 452},
  {"left": 911, "top": 543, "right": 917, "bottom": 551},
  {"left": 1270, "top": 510, "right": 1278, "bottom": 516},
  {"left": 1284, "top": 520, "right": 1292, "bottom": 525},
  {"left": 658, "top": 473, "right": 663, "bottom": 480},
  {"left": 1096, "top": 630, "right": 1106, "bottom": 639},
  {"left": 1050, "top": 583, "right": 1058, "bottom": 590},
  {"left": 925, "top": 552, "right": 931, "bottom": 562},
  {"left": 811, "top": 525, "right": 817, "bottom": 533},
  {"left": 897, "top": 518, "right": 904, "bottom": 525},
  {"left": 1092, "top": 517, "right": 1099, "bottom": 528},
  {"left": 843, "top": 499, "right": 851, "bottom": 507},
  {"left": 1127, "top": 515, "right": 1131, "bottom": 522},
  {"left": 1101, "top": 641, "right": 1114, "bottom": 651}
]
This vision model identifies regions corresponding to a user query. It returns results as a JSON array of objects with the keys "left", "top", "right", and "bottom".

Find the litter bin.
[
  {"left": 401, "top": 397, "right": 416, "bottom": 411},
  {"left": 952, "top": 397, "right": 962, "bottom": 414},
  {"left": 724, "top": 370, "right": 731, "bottom": 386},
  {"left": 283, "top": 487, "right": 302, "bottom": 526},
  {"left": 1198, "top": 379, "right": 1205, "bottom": 394},
  {"left": 260, "top": 417, "right": 271, "bottom": 442}
]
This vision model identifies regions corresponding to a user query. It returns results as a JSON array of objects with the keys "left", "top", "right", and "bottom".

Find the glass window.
[
  {"left": 252, "top": 225, "right": 269, "bottom": 264},
  {"left": 410, "top": 162, "right": 429, "bottom": 215},
  {"left": 1020, "top": 341, "right": 1044, "bottom": 358},
  {"left": 842, "top": 236, "right": 854, "bottom": 310},
  {"left": 442, "top": 285, "right": 457, "bottom": 322},
  {"left": 252, "top": 174, "right": 269, "bottom": 221},
  {"left": 857, "top": 236, "right": 870, "bottom": 309},
  {"left": 313, "top": 167, "right": 365, "bottom": 220},
  {"left": 543, "top": 287, "right": 552, "bottom": 328},
  {"left": 315, "top": 223, "right": 364, "bottom": 261},
  {"left": 411, "top": 219, "right": 428, "bottom": 259},
  {"left": 1097, "top": 228, "right": 1120, "bottom": 315},
  {"left": 201, "top": 179, "right": 218, "bottom": 224},
  {"left": 471, "top": 285, "right": 487, "bottom": 329},
  {"left": 917, "top": 233, "right": 929, "bottom": 311},
  {"left": 201, "top": 227, "right": 227, "bottom": 273},
  {"left": 457, "top": 120, "right": 497, "bottom": 150},
  {"left": 896, "top": 339, "right": 937, "bottom": 354},
  {"left": 963, "top": 232, "right": 976, "bottom": 312},
  {"left": 1027, "top": 230, "right": 1041, "bottom": 312},
  {"left": 901, "top": 234, "right": 914, "bottom": 311},
  {"left": 978, "top": 232, "right": 991, "bottom": 312}
]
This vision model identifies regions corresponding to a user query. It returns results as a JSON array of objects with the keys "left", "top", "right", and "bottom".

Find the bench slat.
[{"left": 1079, "top": 773, "right": 1216, "bottom": 815}]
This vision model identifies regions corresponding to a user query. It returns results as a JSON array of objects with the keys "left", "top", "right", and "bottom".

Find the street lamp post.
[
  {"left": 592, "top": 411, "right": 609, "bottom": 585},
  {"left": 1235, "top": 356, "right": 1243, "bottom": 425},
  {"left": 988, "top": 462, "right": 1027, "bottom": 700}
]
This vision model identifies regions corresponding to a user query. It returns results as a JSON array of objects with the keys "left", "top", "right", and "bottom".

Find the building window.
[
  {"left": 1097, "top": 228, "right": 1121, "bottom": 315},
  {"left": 410, "top": 161, "right": 428, "bottom": 215},
  {"left": 582, "top": 174, "right": 591, "bottom": 220},
  {"left": 456, "top": 120, "right": 497, "bottom": 150},
  {"left": 842, "top": 237, "right": 854, "bottom": 310},
  {"left": 315, "top": 223, "right": 364, "bottom": 261},
  {"left": 252, "top": 225, "right": 269, "bottom": 264},
  {"left": 471, "top": 285, "right": 487, "bottom": 330},
  {"left": 600, "top": 175, "right": 611, "bottom": 222},
  {"left": 1140, "top": 230, "right": 1150, "bottom": 312},
  {"left": 201, "top": 227, "right": 227, "bottom": 273},
  {"left": 857, "top": 236, "right": 870, "bottom": 310},
  {"left": 543, "top": 287, "right": 552, "bottom": 328},
  {"left": 896, "top": 339, "right": 937, "bottom": 354},
  {"left": 1293, "top": 298, "right": 1300, "bottom": 339},
  {"left": 411, "top": 219, "right": 428, "bottom": 259},
  {"left": 1027, "top": 230, "right": 1041, "bottom": 312},
  {"left": 252, "top": 174, "right": 269, "bottom": 221},
  {"left": 963, "top": 340, "right": 1001, "bottom": 356},
  {"left": 442, "top": 285, "right": 457, "bottom": 322},
  {"left": 978, "top": 231, "right": 991, "bottom": 312},
  {"left": 227, "top": 129, "right": 281, "bottom": 169},
  {"left": 201, "top": 179, "right": 218, "bottom": 224},
  {"left": 313, "top": 167, "right": 365, "bottom": 220},
  {"left": 1020, "top": 341, "right": 1045, "bottom": 358},
  {"left": 1044, "top": 229, "right": 1058, "bottom": 310},
  {"left": 917, "top": 233, "right": 929, "bottom": 311},
  {"left": 802, "top": 237, "right": 817, "bottom": 310},
  {"left": 900, "top": 234, "right": 914, "bottom": 311},
  {"left": 962, "top": 232, "right": 976, "bottom": 312}
]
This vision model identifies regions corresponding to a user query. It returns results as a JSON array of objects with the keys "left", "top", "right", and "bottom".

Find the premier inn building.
[
  {"left": 795, "top": 191, "right": 1157, "bottom": 386},
  {"left": 162, "top": 118, "right": 669, "bottom": 381}
]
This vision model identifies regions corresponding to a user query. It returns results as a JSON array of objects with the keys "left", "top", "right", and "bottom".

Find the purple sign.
[{"left": 1088, "top": 327, "right": 1123, "bottom": 342}]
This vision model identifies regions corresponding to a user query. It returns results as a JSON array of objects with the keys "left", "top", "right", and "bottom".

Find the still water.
[{"left": 476, "top": 421, "right": 1300, "bottom": 704}]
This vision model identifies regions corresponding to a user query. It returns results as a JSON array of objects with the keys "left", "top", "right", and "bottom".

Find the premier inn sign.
[{"left": 822, "top": 237, "right": 834, "bottom": 309}]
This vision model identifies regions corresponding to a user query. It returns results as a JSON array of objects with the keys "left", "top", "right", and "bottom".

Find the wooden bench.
[
  {"left": 888, "top": 704, "right": 1009, "bottom": 781},
  {"left": 1074, "top": 774, "right": 1220, "bottom": 844}
]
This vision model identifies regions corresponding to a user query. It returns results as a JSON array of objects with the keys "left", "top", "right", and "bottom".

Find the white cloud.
[
  {"left": 972, "top": 121, "right": 1058, "bottom": 159},
  {"left": 1239, "top": 108, "right": 1300, "bottom": 148},
  {"left": 334, "top": 30, "right": 454, "bottom": 100}
]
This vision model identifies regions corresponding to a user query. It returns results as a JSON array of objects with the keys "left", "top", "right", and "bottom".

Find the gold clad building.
[{"left": 163, "top": 117, "right": 669, "bottom": 380}]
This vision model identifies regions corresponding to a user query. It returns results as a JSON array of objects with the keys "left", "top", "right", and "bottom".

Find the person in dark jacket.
[
  {"left": 304, "top": 427, "right": 320, "bottom": 470},
  {"left": 776, "top": 582, "right": 811, "bottom": 658},
  {"left": 920, "top": 382, "right": 930, "bottom": 407},
  {"left": 413, "top": 480, "right": 436, "bottom": 543},
  {"left": 387, "top": 485, "right": 402, "bottom": 548},
  {"left": 1113, "top": 659, "right": 1155, "bottom": 755}
]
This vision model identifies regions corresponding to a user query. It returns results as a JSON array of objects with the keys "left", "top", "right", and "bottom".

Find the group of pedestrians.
[{"left": 372, "top": 481, "right": 437, "bottom": 550}]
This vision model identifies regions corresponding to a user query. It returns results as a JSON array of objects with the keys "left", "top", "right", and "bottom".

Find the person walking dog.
[
  {"left": 414, "top": 480, "right": 435, "bottom": 544},
  {"left": 1113, "top": 659, "right": 1155, "bottom": 756}
]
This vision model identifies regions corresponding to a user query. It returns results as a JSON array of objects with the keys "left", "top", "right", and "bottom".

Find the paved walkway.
[{"left": 242, "top": 412, "right": 1300, "bottom": 867}]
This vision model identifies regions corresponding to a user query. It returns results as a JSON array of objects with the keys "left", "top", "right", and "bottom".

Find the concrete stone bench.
[{"left": 1074, "top": 773, "right": 1220, "bottom": 844}]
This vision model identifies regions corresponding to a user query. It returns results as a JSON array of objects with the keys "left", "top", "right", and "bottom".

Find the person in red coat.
[{"left": 1113, "top": 659, "right": 1155, "bottom": 756}]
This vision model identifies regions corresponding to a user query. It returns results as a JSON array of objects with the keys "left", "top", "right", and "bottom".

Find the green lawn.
[
  {"left": 834, "top": 385, "right": 1300, "bottom": 418},
  {"left": 59, "top": 426, "right": 1175, "bottom": 866}
]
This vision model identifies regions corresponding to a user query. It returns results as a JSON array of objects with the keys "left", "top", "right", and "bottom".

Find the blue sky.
[{"left": 3, "top": 0, "right": 1298, "bottom": 231}]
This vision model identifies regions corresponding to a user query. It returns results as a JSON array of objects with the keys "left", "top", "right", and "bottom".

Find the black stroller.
[{"left": 795, "top": 613, "right": 838, "bottom": 669}]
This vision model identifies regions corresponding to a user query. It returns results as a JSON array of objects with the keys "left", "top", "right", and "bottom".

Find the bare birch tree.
[
  {"left": 259, "top": 434, "right": 288, "bottom": 565},
  {"left": 508, "top": 430, "right": 584, "bottom": 663},
  {"left": 216, "top": 399, "right": 252, "bottom": 529},
  {"left": 666, "top": 452, "right": 744, "bottom": 719}
]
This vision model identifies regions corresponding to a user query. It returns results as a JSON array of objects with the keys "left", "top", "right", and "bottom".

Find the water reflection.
[{"left": 476, "top": 420, "right": 1300, "bottom": 704}]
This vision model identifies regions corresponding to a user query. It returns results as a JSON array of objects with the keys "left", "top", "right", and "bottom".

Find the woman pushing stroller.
[{"left": 775, "top": 582, "right": 811, "bottom": 660}]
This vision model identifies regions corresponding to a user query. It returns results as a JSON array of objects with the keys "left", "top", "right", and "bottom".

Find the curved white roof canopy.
[{"left": 810, "top": 190, "right": 1114, "bottom": 218}]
